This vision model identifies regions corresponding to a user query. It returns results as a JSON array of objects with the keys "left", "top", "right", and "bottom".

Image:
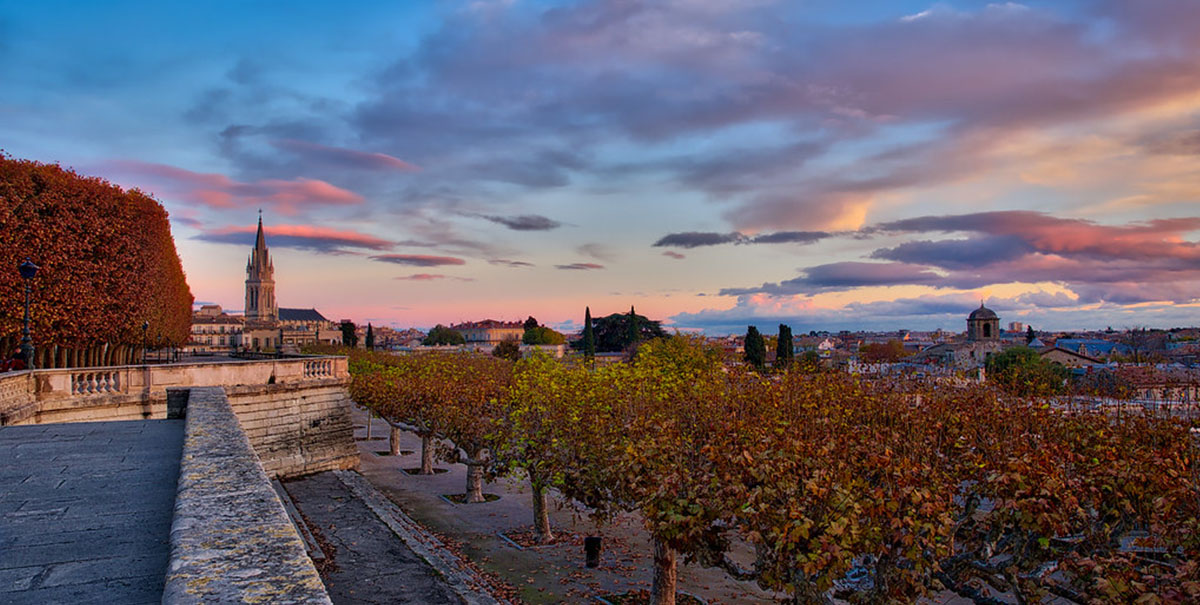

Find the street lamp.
[
  {"left": 142, "top": 321, "right": 149, "bottom": 364},
  {"left": 17, "top": 259, "right": 39, "bottom": 369}
]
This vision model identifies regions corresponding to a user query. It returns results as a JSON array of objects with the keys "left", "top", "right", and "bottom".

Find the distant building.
[
  {"left": 188, "top": 305, "right": 244, "bottom": 353},
  {"left": 910, "top": 303, "right": 1007, "bottom": 368},
  {"left": 451, "top": 320, "right": 524, "bottom": 345}
]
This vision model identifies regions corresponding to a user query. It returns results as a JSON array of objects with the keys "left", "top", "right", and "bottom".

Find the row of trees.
[
  {"left": 344, "top": 338, "right": 1200, "bottom": 605},
  {"left": 0, "top": 155, "right": 193, "bottom": 367}
]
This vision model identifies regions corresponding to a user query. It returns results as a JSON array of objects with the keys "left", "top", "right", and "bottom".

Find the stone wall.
[
  {"left": 0, "top": 356, "right": 359, "bottom": 479},
  {"left": 225, "top": 379, "right": 359, "bottom": 479},
  {"left": 164, "top": 387, "right": 331, "bottom": 604}
]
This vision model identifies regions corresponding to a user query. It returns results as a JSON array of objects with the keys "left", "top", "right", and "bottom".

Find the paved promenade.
[{"left": 0, "top": 419, "right": 182, "bottom": 604}]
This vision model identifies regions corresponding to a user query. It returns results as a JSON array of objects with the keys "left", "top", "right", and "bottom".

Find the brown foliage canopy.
[{"left": 0, "top": 155, "right": 193, "bottom": 360}]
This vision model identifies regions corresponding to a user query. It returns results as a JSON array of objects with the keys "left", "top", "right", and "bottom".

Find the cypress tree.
[
  {"left": 626, "top": 305, "right": 639, "bottom": 348},
  {"left": 1026, "top": 325, "right": 1036, "bottom": 344},
  {"left": 775, "top": 324, "right": 794, "bottom": 368},
  {"left": 582, "top": 307, "right": 596, "bottom": 361},
  {"left": 365, "top": 323, "right": 375, "bottom": 351},
  {"left": 744, "top": 325, "right": 766, "bottom": 369}
]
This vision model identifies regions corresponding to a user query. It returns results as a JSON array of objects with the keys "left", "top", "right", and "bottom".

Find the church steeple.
[{"left": 245, "top": 212, "right": 277, "bottom": 322}]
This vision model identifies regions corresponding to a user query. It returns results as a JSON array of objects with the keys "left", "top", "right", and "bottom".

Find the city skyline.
[{"left": 3, "top": 1, "right": 1199, "bottom": 333}]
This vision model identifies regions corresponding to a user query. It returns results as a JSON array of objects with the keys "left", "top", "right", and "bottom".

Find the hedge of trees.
[
  {"left": 345, "top": 337, "right": 1200, "bottom": 605},
  {"left": 0, "top": 155, "right": 193, "bottom": 367}
]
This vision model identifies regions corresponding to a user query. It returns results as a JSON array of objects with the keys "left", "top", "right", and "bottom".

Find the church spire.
[
  {"left": 254, "top": 209, "right": 267, "bottom": 252},
  {"left": 245, "top": 211, "right": 277, "bottom": 322}
]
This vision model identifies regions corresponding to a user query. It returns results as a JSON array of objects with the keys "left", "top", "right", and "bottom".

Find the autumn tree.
[
  {"left": 859, "top": 339, "right": 908, "bottom": 363},
  {"left": 986, "top": 346, "right": 1068, "bottom": 396},
  {"left": 0, "top": 154, "right": 193, "bottom": 367},
  {"left": 492, "top": 338, "right": 521, "bottom": 361}
]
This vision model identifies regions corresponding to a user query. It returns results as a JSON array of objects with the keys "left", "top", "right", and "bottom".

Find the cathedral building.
[
  {"left": 909, "top": 303, "right": 1008, "bottom": 368},
  {"left": 190, "top": 215, "right": 342, "bottom": 353}
]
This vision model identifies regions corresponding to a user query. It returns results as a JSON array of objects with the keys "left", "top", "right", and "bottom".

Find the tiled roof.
[{"left": 279, "top": 308, "right": 328, "bottom": 322}]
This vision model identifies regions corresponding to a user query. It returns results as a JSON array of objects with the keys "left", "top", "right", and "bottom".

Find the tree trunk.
[
  {"left": 420, "top": 434, "right": 435, "bottom": 475},
  {"left": 389, "top": 425, "right": 402, "bottom": 456},
  {"left": 531, "top": 482, "right": 554, "bottom": 543},
  {"left": 365, "top": 411, "right": 372, "bottom": 440},
  {"left": 650, "top": 536, "right": 677, "bottom": 605},
  {"left": 466, "top": 463, "right": 485, "bottom": 503}
]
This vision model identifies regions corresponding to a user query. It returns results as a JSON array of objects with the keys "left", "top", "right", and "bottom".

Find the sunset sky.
[{"left": 3, "top": 0, "right": 1199, "bottom": 333}]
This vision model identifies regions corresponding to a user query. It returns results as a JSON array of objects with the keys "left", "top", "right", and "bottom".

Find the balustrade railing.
[{"left": 71, "top": 370, "right": 123, "bottom": 395}]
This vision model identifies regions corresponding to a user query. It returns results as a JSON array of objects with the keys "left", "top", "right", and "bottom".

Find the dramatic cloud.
[
  {"left": 395, "top": 273, "right": 474, "bottom": 281},
  {"left": 269, "top": 139, "right": 420, "bottom": 172},
  {"left": 662, "top": 251, "right": 686, "bottom": 260},
  {"left": 556, "top": 262, "right": 605, "bottom": 270},
  {"left": 721, "top": 262, "right": 947, "bottom": 296},
  {"left": 369, "top": 254, "right": 466, "bottom": 267},
  {"left": 481, "top": 214, "right": 563, "bottom": 231},
  {"left": 195, "top": 224, "right": 393, "bottom": 253},
  {"left": 102, "top": 160, "right": 363, "bottom": 214},
  {"left": 653, "top": 230, "right": 831, "bottom": 248}
]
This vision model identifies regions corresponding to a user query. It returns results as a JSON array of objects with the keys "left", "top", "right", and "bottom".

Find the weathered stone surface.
[
  {"left": 0, "top": 418, "right": 182, "bottom": 604},
  {"left": 285, "top": 472, "right": 465, "bottom": 605},
  {"left": 162, "top": 387, "right": 331, "bottom": 605}
]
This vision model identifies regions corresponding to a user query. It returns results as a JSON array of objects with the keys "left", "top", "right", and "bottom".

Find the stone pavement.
[
  {"left": 0, "top": 419, "right": 183, "bottom": 604},
  {"left": 285, "top": 471, "right": 471, "bottom": 605}
]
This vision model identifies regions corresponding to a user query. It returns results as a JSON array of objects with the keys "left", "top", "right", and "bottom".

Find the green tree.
[
  {"left": 523, "top": 326, "right": 566, "bottom": 345},
  {"left": 775, "top": 324, "right": 794, "bottom": 369},
  {"left": 1025, "top": 325, "right": 1036, "bottom": 344},
  {"left": 586, "top": 311, "right": 666, "bottom": 352},
  {"left": 523, "top": 316, "right": 539, "bottom": 331},
  {"left": 365, "top": 323, "right": 375, "bottom": 351},
  {"left": 493, "top": 339, "right": 521, "bottom": 361},
  {"left": 340, "top": 320, "right": 359, "bottom": 348},
  {"left": 423, "top": 324, "right": 465, "bottom": 346},
  {"left": 744, "top": 326, "right": 766, "bottom": 369},
  {"left": 986, "top": 346, "right": 1068, "bottom": 396},
  {"left": 582, "top": 306, "right": 596, "bottom": 361}
]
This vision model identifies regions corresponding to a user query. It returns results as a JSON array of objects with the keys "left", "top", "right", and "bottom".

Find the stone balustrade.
[{"left": 0, "top": 356, "right": 349, "bottom": 426}]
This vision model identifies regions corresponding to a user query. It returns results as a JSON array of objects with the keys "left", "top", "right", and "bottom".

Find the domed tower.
[
  {"left": 244, "top": 214, "right": 277, "bottom": 322},
  {"left": 966, "top": 302, "right": 999, "bottom": 342}
]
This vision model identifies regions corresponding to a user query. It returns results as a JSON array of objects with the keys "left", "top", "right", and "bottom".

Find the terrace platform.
[{"left": 0, "top": 419, "right": 183, "bottom": 604}]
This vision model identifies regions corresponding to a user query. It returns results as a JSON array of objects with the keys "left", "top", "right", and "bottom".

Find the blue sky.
[{"left": 3, "top": 0, "right": 1199, "bottom": 334}]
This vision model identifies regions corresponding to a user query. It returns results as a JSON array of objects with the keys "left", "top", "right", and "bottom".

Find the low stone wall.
[
  {"left": 164, "top": 387, "right": 332, "bottom": 604},
  {"left": 226, "top": 380, "right": 359, "bottom": 479},
  {"left": 0, "top": 356, "right": 348, "bottom": 426}
]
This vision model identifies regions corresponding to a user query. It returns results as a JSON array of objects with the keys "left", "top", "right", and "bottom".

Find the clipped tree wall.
[{"left": 0, "top": 155, "right": 193, "bottom": 367}]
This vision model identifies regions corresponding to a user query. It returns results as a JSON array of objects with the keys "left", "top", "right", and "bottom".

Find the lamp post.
[
  {"left": 18, "top": 259, "right": 39, "bottom": 369},
  {"left": 142, "top": 321, "right": 149, "bottom": 364}
]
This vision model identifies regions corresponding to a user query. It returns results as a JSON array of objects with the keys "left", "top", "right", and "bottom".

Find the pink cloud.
[
  {"left": 395, "top": 273, "right": 474, "bottom": 282},
  {"left": 555, "top": 262, "right": 605, "bottom": 270},
  {"left": 195, "top": 224, "right": 393, "bottom": 253},
  {"left": 103, "top": 160, "right": 364, "bottom": 214},
  {"left": 662, "top": 251, "right": 686, "bottom": 259},
  {"left": 270, "top": 139, "right": 421, "bottom": 172}
]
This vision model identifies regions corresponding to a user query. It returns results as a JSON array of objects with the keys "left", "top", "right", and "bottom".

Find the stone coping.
[{"left": 163, "top": 386, "right": 331, "bottom": 604}]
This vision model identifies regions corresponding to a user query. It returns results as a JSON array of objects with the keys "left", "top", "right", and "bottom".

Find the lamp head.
[{"left": 18, "top": 259, "right": 39, "bottom": 280}]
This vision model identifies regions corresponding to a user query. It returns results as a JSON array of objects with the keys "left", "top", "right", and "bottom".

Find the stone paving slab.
[
  {"left": 0, "top": 419, "right": 183, "bottom": 604},
  {"left": 284, "top": 471, "right": 476, "bottom": 605}
]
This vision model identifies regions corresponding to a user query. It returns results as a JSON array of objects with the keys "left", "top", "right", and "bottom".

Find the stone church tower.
[
  {"left": 244, "top": 215, "right": 278, "bottom": 322},
  {"left": 966, "top": 302, "right": 999, "bottom": 342}
]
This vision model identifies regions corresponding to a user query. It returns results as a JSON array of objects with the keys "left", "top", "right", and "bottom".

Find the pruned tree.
[{"left": 775, "top": 324, "right": 794, "bottom": 369}]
